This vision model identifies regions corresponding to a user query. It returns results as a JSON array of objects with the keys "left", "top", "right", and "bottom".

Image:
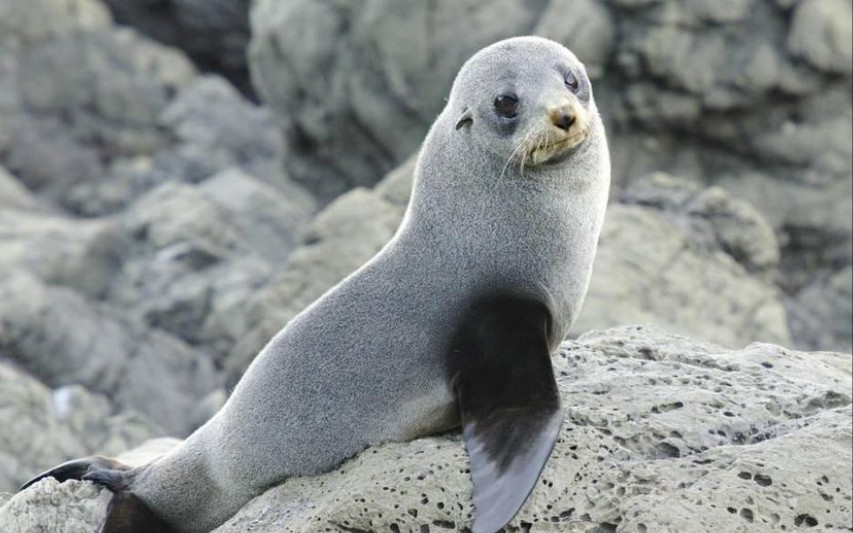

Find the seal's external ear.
[{"left": 455, "top": 108, "right": 473, "bottom": 130}]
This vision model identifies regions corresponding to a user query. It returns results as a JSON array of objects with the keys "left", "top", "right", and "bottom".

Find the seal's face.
[{"left": 451, "top": 37, "right": 597, "bottom": 172}]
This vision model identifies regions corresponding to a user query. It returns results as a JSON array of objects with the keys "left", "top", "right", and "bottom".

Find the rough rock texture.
[
  {"left": 0, "top": 271, "right": 220, "bottom": 436},
  {"left": 0, "top": 0, "right": 311, "bottom": 216},
  {"left": 101, "top": 0, "right": 253, "bottom": 96},
  {"left": 249, "top": 0, "right": 853, "bottom": 353},
  {"left": 226, "top": 164, "right": 791, "bottom": 381},
  {"left": 0, "top": 0, "right": 318, "bottom": 444},
  {"left": 0, "top": 0, "right": 197, "bottom": 205},
  {"left": 0, "top": 361, "right": 160, "bottom": 493},
  {"left": 4, "top": 327, "right": 850, "bottom": 532}
]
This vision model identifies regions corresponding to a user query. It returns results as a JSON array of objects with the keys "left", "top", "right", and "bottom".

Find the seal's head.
[{"left": 450, "top": 36, "right": 599, "bottom": 171}]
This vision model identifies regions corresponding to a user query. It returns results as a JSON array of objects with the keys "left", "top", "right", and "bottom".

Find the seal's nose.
[{"left": 551, "top": 107, "right": 577, "bottom": 131}]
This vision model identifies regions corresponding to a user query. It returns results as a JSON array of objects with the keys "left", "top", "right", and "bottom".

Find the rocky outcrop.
[
  {"left": 0, "top": 271, "right": 221, "bottom": 436},
  {"left": 0, "top": 361, "right": 161, "bottom": 493},
  {"left": 4, "top": 327, "right": 850, "bottom": 532},
  {"left": 100, "top": 0, "right": 253, "bottom": 96},
  {"left": 0, "top": 0, "right": 316, "bottom": 440}
]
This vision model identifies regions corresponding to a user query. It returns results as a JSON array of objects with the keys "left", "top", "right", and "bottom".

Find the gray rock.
[
  {"left": 0, "top": 166, "right": 47, "bottom": 212},
  {"left": 572, "top": 203, "right": 790, "bottom": 348},
  {"left": 107, "top": 176, "right": 314, "bottom": 360},
  {"left": 64, "top": 74, "right": 311, "bottom": 217},
  {"left": 6, "top": 327, "right": 850, "bottom": 532},
  {"left": 217, "top": 328, "right": 853, "bottom": 532},
  {"left": 0, "top": 209, "right": 126, "bottom": 299},
  {"left": 787, "top": 266, "right": 853, "bottom": 354},
  {"left": 101, "top": 0, "right": 253, "bottom": 95},
  {"left": 0, "top": 479, "right": 111, "bottom": 532},
  {"left": 0, "top": 361, "right": 160, "bottom": 493},
  {"left": 787, "top": 0, "right": 853, "bottom": 74},
  {"left": 2, "top": 27, "right": 196, "bottom": 203},
  {"left": 199, "top": 169, "right": 315, "bottom": 263},
  {"left": 0, "top": 0, "right": 111, "bottom": 47},
  {"left": 0, "top": 271, "right": 219, "bottom": 436}
]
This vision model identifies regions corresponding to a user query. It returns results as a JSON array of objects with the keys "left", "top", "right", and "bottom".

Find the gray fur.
[{"left": 116, "top": 36, "right": 610, "bottom": 531}]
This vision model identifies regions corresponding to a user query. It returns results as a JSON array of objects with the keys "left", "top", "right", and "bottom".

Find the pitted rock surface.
[
  {"left": 6, "top": 327, "right": 848, "bottom": 532},
  {"left": 212, "top": 327, "right": 852, "bottom": 532}
]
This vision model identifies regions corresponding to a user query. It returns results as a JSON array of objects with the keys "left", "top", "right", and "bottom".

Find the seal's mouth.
[
  {"left": 525, "top": 126, "right": 590, "bottom": 167},
  {"left": 497, "top": 114, "right": 592, "bottom": 179},
  {"left": 529, "top": 132, "right": 588, "bottom": 165}
]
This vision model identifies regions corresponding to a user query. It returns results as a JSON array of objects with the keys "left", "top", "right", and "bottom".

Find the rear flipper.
[
  {"left": 20, "top": 456, "right": 177, "bottom": 533},
  {"left": 448, "top": 295, "right": 564, "bottom": 533}
]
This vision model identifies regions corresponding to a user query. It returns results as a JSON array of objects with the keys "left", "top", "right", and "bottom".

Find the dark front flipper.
[
  {"left": 20, "top": 456, "right": 177, "bottom": 533},
  {"left": 448, "top": 295, "right": 563, "bottom": 533}
]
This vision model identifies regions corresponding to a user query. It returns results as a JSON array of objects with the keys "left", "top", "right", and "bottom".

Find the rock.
[
  {"left": 0, "top": 209, "right": 126, "bottom": 299},
  {"left": 106, "top": 176, "right": 313, "bottom": 360},
  {"left": 787, "top": 266, "right": 853, "bottom": 354},
  {"left": 618, "top": 173, "right": 781, "bottom": 276},
  {"left": 0, "top": 271, "right": 220, "bottom": 436},
  {"left": 3, "top": 27, "right": 196, "bottom": 203},
  {"left": 787, "top": 0, "right": 853, "bottom": 75},
  {"left": 6, "top": 327, "right": 850, "bottom": 532},
  {"left": 101, "top": 0, "right": 253, "bottom": 96},
  {"left": 0, "top": 479, "right": 111, "bottom": 533},
  {"left": 0, "top": 166, "right": 47, "bottom": 212},
  {"left": 0, "top": 361, "right": 160, "bottom": 493},
  {"left": 64, "top": 74, "right": 311, "bottom": 217},
  {"left": 199, "top": 168, "right": 316, "bottom": 263},
  {"left": 0, "top": 0, "right": 111, "bottom": 46},
  {"left": 1, "top": 0, "right": 302, "bottom": 220},
  {"left": 158, "top": 76, "right": 288, "bottom": 188},
  {"left": 573, "top": 203, "right": 789, "bottom": 348}
]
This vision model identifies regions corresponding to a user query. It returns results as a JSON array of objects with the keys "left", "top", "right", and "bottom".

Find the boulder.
[
  {"left": 105, "top": 174, "right": 314, "bottom": 361},
  {"left": 101, "top": 0, "right": 253, "bottom": 95},
  {"left": 2, "top": 25, "right": 196, "bottom": 203},
  {"left": 4, "top": 327, "right": 850, "bottom": 532},
  {"left": 0, "top": 361, "right": 161, "bottom": 493},
  {"left": 571, "top": 173, "right": 790, "bottom": 348},
  {"left": 0, "top": 271, "right": 220, "bottom": 436},
  {"left": 63, "top": 74, "right": 312, "bottom": 217}
]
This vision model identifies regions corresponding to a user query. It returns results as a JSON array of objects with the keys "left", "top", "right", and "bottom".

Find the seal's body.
[{"left": 23, "top": 36, "right": 610, "bottom": 533}]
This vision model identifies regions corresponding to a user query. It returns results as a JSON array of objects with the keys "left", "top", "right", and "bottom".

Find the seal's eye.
[
  {"left": 565, "top": 70, "right": 580, "bottom": 93},
  {"left": 494, "top": 94, "right": 519, "bottom": 118}
]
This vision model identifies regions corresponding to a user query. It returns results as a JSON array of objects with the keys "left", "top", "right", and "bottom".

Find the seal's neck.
[{"left": 390, "top": 110, "right": 610, "bottom": 335}]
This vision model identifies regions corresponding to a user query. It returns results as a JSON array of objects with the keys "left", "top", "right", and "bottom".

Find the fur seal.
[{"left": 22, "top": 36, "right": 610, "bottom": 533}]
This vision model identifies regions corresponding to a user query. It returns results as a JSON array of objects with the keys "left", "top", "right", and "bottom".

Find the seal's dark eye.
[
  {"left": 565, "top": 70, "right": 580, "bottom": 93},
  {"left": 494, "top": 94, "right": 519, "bottom": 118}
]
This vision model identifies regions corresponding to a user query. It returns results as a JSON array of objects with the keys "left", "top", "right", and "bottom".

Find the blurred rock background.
[{"left": 0, "top": 0, "right": 850, "bottom": 506}]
